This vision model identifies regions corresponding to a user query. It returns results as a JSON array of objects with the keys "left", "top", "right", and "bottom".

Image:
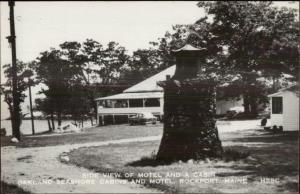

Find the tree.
[
  {"left": 1, "top": 61, "right": 34, "bottom": 137},
  {"left": 120, "top": 34, "right": 179, "bottom": 86},
  {"left": 120, "top": 49, "right": 161, "bottom": 85},
  {"left": 197, "top": 1, "right": 299, "bottom": 115},
  {"left": 60, "top": 40, "right": 130, "bottom": 118},
  {"left": 156, "top": 1, "right": 299, "bottom": 161},
  {"left": 35, "top": 49, "right": 78, "bottom": 128}
]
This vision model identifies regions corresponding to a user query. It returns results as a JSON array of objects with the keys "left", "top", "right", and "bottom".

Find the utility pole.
[
  {"left": 28, "top": 79, "right": 35, "bottom": 135},
  {"left": 8, "top": 1, "right": 21, "bottom": 140}
]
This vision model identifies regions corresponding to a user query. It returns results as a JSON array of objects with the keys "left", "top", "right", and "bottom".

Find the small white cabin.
[{"left": 268, "top": 85, "right": 299, "bottom": 131}]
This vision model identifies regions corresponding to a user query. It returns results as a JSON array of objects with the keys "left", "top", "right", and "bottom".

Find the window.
[
  {"left": 114, "top": 100, "right": 128, "bottom": 108},
  {"left": 129, "top": 99, "right": 143, "bottom": 107},
  {"left": 145, "top": 98, "right": 160, "bottom": 107},
  {"left": 103, "top": 100, "right": 113, "bottom": 108},
  {"left": 272, "top": 97, "right": 282, "bottom": 114}
]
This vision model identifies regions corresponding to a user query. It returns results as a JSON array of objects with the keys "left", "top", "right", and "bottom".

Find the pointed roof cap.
[
  {"left": 171, "top": 44, "right": 207, "bottom": 56},
  {"left": 172, "top": 44, "right": 205, "bottom": 52}
]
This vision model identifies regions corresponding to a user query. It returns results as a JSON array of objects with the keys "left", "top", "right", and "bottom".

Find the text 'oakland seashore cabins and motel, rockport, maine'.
[{"left": 95, "top": 63, "right": 244, "bottom": 126}]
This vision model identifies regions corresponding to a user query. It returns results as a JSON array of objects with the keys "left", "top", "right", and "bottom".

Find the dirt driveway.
[{"left": 1, "top": 136, "right": 162, "bottom": 193}]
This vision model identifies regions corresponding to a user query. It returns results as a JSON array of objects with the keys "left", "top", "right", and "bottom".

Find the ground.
[
  {"left": 1, "top": 121, "right": 299, "bottom": 193},
  {"left": 1, "top": 124, "right": 162, "bottom": 147},
  {"left": 66, "top": 130, "right": 299, "bottom": 193}
]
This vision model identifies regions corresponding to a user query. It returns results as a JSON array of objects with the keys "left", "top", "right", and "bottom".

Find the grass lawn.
[
  {"left": 1, "top": 181, "right": 31, "bottom": 194},
  {"left": 67, "top": 130, "right": 299, "bottom": 193},
  {"left": 1, "top": 123, "right": 163, "bottom": 147}
]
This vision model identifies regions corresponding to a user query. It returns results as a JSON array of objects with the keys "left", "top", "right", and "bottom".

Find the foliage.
[
  {"left": 1, "top": 61, "right": 34, "bottom": 121},
  {"left": 34, "top": 48, "right": 78, "bottom": 125},
  {"left": 195, "top": 1, "right": 299, "bottom": 114},
  {"left": 34, "top": 39, "right": 131, "bottom": 124}
]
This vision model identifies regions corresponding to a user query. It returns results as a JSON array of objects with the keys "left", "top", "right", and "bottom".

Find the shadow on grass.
[
  {"left": 222, "top": 149, "right": 250, "bottom": 161},
  {"left": 17, "top": 155, "right": 32, "bottom": 162},
  {"left": 127, "top": 149, "right": 250, "bottom": 167},
  {"left": 231, "top": 131, "right": 299, "bottom": 143},
  {"left": 126, "top": 150, "right": 174, "bottom": 167},
  {"left": 277, "top": 182, "right": 299, "bottom": 192},
  {"left": 1, "top": 181, "right": 31, "bottom": 194}
]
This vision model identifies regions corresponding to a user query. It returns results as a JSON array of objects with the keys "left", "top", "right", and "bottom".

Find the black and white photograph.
[{"left": 0, "top": 1, "right": 299, "bottom": 194}]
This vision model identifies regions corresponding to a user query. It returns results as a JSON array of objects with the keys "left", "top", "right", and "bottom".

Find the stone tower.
[{"left": 156, "top": 43, "right": 223, "bottom": 161}]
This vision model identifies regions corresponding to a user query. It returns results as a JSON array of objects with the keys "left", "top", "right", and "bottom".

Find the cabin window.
[
  {"left": 145, "top": 98, "right": 160, "bottom": 107},
  {"left": 272, "top": 97, "right": 282, "bottom": 114},
  {"left": 129, "top": 99, "right": 143, "bottom": 107}
]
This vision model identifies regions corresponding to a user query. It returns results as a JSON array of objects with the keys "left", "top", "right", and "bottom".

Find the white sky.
[
  {"left": 0, "top": 1, "right": 203, "bottom": 68},
  {"left": 0, "top": 1, "right": 299, "bottom": 119}
]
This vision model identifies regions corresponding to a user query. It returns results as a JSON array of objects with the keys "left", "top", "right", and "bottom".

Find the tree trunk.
[
  {"left": 6, "top": 99, "right": 21, "bottom": 139},
  {"left": 249, "top": 97, "right": 258, "bottom": 116},
  {"left": 11, "top": 107, "right": 21, "bottom": 139},
  {"left": 47, "top": 119, "right": 52, "bottom": 132},
  {"left": 9, "top": 108, "right": 14, "bottom": 134},
  {"left": 92, "top": 96, "right": 97, "bottom": 121},
  {"left": 156, "top": 80, "right": 223, "bottom": 161},
  {"left": 51, "top": 113, "right": 55, "bottom": 131},
  {"left": 57, "top": 112, "right": 62, "bottom": 127},
  {"left": 243, "top": 94, "right": 250, "bottom": 114}
]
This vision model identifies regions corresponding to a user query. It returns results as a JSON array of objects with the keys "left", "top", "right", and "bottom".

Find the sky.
[
  {"left": 0, "top": 1, "right": 299, "bottom": 120},
  {"left": 0, "top": 1, "right": 204, "bottom": 119}
]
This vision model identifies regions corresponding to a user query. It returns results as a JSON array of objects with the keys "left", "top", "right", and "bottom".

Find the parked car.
[
  {"left": 129, "top": 112, "right": 157, "bottom": 125},
  {"left": 229, "top": 106, "right": 244, "bottom": 113}
]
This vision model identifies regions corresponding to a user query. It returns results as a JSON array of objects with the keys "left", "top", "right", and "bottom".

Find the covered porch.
[{"left": 96, "top": 92, "right": 164, "bottom": 125}]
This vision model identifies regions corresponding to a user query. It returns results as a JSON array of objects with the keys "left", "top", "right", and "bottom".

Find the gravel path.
[{"left": 1, "top": 136, "right": 162, "bottom": 193}]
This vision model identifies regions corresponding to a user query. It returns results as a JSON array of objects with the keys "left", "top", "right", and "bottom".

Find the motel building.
[{"left": 95, "top": 65, "right": 243, "bottom": 125}]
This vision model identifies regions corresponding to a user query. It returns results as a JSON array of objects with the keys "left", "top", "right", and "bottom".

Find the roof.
[
  {"left": 268, "top": 84, "right": 299, "bottom": 97},
  {"left": 123, "top": 65, "right": 176, "bottom": 93},
  {"left": 95, "top": 92, "right": 163, "bottom": 100},
  {"left": 172, "top": 44, "right": 205, "bottom": 52}
]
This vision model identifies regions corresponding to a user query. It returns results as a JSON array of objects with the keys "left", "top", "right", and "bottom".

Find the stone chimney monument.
[{"left": 156, "top": 43, "right": 223, "bottom": 161}]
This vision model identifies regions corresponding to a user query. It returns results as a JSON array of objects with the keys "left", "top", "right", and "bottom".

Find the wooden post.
[{"left": 8, "top": 1, "right": 21, "bottom": 140}]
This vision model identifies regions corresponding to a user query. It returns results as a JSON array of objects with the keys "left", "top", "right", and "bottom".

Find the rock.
[
  {"left": 11, "top": 137, "right": 19, "bottom": 143},
  {"left": 60, "top": 155, "right": 70, "bottom": 162},
  {"left": 246, "top": 156, "right": 257, "bottom": 161},
  {"left": 54, "top": 123, "right": 81, "bottom": 133},
  {"left": 187, "top": 159, "right": 194, "bottom": 164},
  {"left": 261, "top": 117, "right": 267, "bottom": 126},
  {"left": 205, "top": 158, "right": 211, "bottom": 163}
]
